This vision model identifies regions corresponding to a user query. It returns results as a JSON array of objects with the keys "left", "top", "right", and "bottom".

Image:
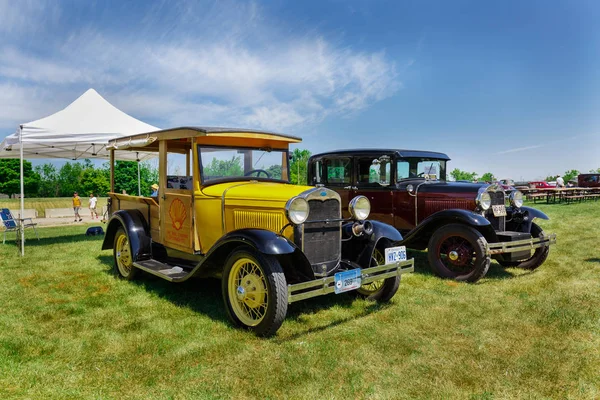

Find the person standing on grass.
[
  {"left": 556, "top": 175, "right": 565, "bottom": 188},
  {"left": 73, "top": 192, "right": 82, "bottom": 222},
  {"left": 89, "top": 193, "right": 98, "bottom": 219}
]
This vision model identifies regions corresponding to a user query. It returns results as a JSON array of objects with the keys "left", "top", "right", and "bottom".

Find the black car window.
[
  {"left": 397, "top": 158, "right": 447, "bottom": 181},
  {"left": 325, "top": 158, "right": 352, "bottom": 185},
  {"left": 357, "top": 156, "right": 391, "bottom": 187}
]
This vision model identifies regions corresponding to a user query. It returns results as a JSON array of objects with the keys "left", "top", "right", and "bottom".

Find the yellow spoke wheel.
[
  {"left": 113, "top": 228, "right": 137, "bottom": 280},
  {"left": 222, "top": 248, "right": 288, "bottom": 337},
  {"left": 228, "top": 257, "right": 269, "bottom": 327}
]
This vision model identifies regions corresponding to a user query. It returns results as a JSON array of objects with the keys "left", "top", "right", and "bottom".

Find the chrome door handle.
[
  {"left": 343, "top": 186, "right": 351, "bottom": 189},
  {"left": 352, "top": 186, "right": 358, "bottom": 190}
]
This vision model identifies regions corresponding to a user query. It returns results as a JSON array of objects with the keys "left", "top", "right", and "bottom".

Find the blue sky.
[{"left": 0, "top": 0, "right": 598, "bottom": 180}]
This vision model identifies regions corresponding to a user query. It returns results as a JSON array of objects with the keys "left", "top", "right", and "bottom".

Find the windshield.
[
  {"left": 199, "top": 146, "right": 289, "bottom": 184},
  {"left": 396, "top": 158, "right": 447, "bottom": 181}
]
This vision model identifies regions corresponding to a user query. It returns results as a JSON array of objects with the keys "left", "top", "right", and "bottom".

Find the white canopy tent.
[{"left": 0, "top": 88, "right": 160, "bottom": 255}]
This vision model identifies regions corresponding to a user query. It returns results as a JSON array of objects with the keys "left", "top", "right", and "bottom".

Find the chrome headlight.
[
  {"left": 476, "top": 191, "right": 491, "bottom": 210},
  {"left": 349, "top": 195, "right": 371, "bottom": 220},
  {"left": 285, "top": 197, "right": 309, "bottom": 225},
  {"left": 510, "top": 190, "right": 524, "bottom": 208}
]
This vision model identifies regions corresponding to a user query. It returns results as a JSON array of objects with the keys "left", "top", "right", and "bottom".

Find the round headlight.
[
  {"left": 510, "top": 190, "right": 524, "bottom": 208},
  {"left": 349, "top": 195, "right": 371, "bottom": 220},
  {"left": 285, "top": 197, "right": 309, "bottom": 225},
  {"left": 477, "top": 191, "right": 491, "bottom": 210}
]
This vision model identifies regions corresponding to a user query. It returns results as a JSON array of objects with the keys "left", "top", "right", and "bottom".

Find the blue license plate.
[{"left": 334, "top": 269, "right": 362, "bottom": 294}]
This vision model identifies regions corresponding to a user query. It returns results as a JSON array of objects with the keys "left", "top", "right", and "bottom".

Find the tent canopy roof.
[{"left": 0, "top": 89, "right": 159, "bottom": 161}]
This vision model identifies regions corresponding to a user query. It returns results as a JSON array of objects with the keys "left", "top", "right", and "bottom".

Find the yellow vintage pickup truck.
[{"left": 102, "top": 127, "right": 413, "bottom": 336}]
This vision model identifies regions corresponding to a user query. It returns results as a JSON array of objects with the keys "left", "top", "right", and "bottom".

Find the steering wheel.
[{"left": 244, "top": 169, "right": 271, "bottom": 178}]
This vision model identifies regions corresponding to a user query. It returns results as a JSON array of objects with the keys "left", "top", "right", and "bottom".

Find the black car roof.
[{"left": 309, "top": 148, "right": 450, "bottom": 161}]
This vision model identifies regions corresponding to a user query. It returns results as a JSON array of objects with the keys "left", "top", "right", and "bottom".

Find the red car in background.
[{"left": 529, "top": 181, "right": 556, "bottom": 189}]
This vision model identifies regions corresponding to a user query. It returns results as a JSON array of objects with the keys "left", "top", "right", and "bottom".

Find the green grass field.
[
  {"left": 0, "top": 197, "right": 107, "bottom": 217},
  {"left": 1, "top": 202, "right": 599, "bottom": 399}
]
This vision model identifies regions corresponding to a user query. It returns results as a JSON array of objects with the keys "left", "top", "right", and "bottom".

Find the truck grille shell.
[
  {"left": 485, "top": 191, "right": 506, "bottom": 231},
  {"left": 302, "top": 199, "right": 341, "bottom": 270}
]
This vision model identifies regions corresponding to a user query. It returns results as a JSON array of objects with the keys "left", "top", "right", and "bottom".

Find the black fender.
[
  {"left": 101, "top": 210, "right": 152, "bottom": 262},
  {"left": 400, "top": 209, "right": 497, "bottom": 250},
  {"left": 342, "top": 220, "right": 404, "bottom": 269},
  {"left": 506, "top": 206, "right": 549, "bottom": 233},
  {"left": 520, "top": 206, "right": 549, "bottom": 221},
  {"left": 195, "top": 228, "right": 315, "bottom": 284}
]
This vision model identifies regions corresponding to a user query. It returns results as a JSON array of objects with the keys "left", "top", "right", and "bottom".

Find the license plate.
[
  {"left": 492, "top": 204, "right": 507, "bottom": 217},
  {"left": 385, "top": 246, "right": 407, "bottom": 263},
  {"left": 334, "top": 269, "right": 362, "bottom": 294}
]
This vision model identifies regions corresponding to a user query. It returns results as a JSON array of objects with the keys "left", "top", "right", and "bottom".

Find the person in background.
[
  {"left": 556, "top": 175, "right": 565, "bottom": 188},
  {"left": 151, "top": 183, "right": 159, "bottom": 197},
  {"left": 89, "top": 193, "right": 98, "bottom": 219},
  {"left": 73, "top": 192, "right": 82, "bottom": 222}
]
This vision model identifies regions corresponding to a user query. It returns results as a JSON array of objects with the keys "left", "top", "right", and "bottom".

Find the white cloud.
[
  {"left": 496, "top": 144, "right": 546, "bottom": 154},
  {"left": 0, "top": 1, "right": 404, "bottom": 132}
]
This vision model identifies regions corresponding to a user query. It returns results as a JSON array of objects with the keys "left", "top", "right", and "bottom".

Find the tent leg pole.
[
  {"left": 137, "top": 159, "right": 141, "bottom": 196},
  {"left": 19, "top": 125, "right": 25, "bottom": 257}
]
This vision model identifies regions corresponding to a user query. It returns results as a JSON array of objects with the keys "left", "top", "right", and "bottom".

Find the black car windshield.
[
  {"left": 199, "top": 146, "right": 289, "bottom": 183},
  {"left": 397, "top": 158, "right": 447, "bottom": 181}
]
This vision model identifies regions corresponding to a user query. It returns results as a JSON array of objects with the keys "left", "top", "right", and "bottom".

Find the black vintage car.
[{"left": 308, "top": 149, "right": 556, "bottom": 282}]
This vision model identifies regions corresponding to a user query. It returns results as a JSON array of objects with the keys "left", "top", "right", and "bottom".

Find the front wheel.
[
  {"left": 427, "top": 224, "right": 490, "bottom": 282},
  {"left": 355, "top": 247, "right": 400, "bottom": 302},
  {"left": 498, "top": 223, "right": 549, "bottom": 270},
  {"left": 113, "top": 227, "right": 138, "bottom": 280},
  {"left": 222, "top": 248, "right": 288, "bottom": 337}
]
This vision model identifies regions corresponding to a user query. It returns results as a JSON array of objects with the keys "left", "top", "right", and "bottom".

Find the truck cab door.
[
  {"left": 158, "top": 140, "right": 195, "bottom": 254},
  {"left": 393, "top": 158, "right": 417, "bottom": 231}
]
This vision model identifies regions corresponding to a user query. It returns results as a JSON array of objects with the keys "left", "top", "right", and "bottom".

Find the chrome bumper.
[
  {"left": 287, "top": 259, "right": 414, "bottom": 303},
  {"left": 486, "top": 233, "right": 557, "bottom": 255}
]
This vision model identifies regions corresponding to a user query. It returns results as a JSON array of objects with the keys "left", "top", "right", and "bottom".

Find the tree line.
[
  {"left": 449, "top": 168, "right": 592, "bottom": 184},
  {"left": 0, "top": 149, "right": 312, "bottom": 198},
  {"left": 0, "top": 159, "right": 158, "bottom": 198}
]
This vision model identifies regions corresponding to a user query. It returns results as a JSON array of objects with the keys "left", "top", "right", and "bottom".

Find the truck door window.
[{"left": 325, "top": 158, "right": 351, "bottom": 185}]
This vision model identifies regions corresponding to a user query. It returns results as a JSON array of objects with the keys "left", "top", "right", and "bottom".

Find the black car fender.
[
  {"left": 342, "top": 220, "right": 404, "bottom": 268},
  {"left": 198, "top": 228, "right": 315, "bottom": 283},
  {"left": 519, "top": 206, "right": 549, "bottom": 221},
  {"left": 506, "top": 206, "right": 549, "bottom": 233},
  {"left": 102, "top": 210, "right": 152, "bottom": 262},
  {"left": 399, "top": 209, "right": 498, "bottom": 250}
]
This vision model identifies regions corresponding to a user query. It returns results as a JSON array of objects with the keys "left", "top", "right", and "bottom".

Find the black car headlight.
[
  {"left": 509, "top": 190, "right": 524, "bottom": 208},
  {"left": 348, "top": 195, "right": 371, "bottom": 220}
]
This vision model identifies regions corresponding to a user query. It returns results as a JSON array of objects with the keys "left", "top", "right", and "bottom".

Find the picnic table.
[{"left": 527, "top": 187, "right": 600, "bottom": 204}]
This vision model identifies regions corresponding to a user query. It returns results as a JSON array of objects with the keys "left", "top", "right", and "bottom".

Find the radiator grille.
[
  {"left": 486, "top": 191, "right": 506, "bottom": 231},
  {"left": 303, "top": 199, "right": 341, "bottom": 267},
  {"left": 234, "top": 210, "right": 285, "bottom": 232}
]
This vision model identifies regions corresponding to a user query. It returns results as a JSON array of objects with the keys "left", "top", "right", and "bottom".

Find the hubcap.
[{"left": 449, "top": 251, "right": 459, "bottom": 261}]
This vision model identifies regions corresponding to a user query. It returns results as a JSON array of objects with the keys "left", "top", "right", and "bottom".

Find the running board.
[{"left": 133, "top": 259, "right": 192, "bottom": 282}]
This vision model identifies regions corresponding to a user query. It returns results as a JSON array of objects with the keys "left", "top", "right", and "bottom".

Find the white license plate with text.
[
  {"left": 385, "top": 246, "right": 407, "bottom": 264},
  {"left": 492, "top": 205, "right": 507, "bottom": 217}
]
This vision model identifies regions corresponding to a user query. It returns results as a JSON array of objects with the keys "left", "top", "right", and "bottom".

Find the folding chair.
[{"left": 0, "top": 209, "right": 39, "bottom": 244}]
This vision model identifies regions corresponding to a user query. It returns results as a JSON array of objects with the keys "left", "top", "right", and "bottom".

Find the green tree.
[
  {"left": 58, "top": 161, "right": 84, "bottom": 196},
  {"left": 204, "top": 156, "right": 243, "bottom": 178},
  {"left": 81, "top": 168, "right": 110, "bottom": 196},
  {"left": 35, "top": 163, "right": 60, "bottom": 197},
  {"left": 480, "top": 172, "right": 495, "bottom": 183},
  {"left": 545, "top": 174, "right": 558, "bottom": 182},
  {"left": 265, "top": 164, "right": 282, "bottom": 179},
  {"left": 563, "top": 169, "right": 579, "bottom": 183},
  {"left": 590, "top": 168, "right": 600, "bottom": 173},
  {"left": 449, "top": 168, "right": 478, "bottom": 182},
  {"left": 0, "top": 159, "right": 40, "bottom": 197},
  {"left": 290, "top": 148, "right": 311, "bottom": 185}
]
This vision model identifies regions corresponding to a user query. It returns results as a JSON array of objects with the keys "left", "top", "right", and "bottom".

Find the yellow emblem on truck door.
[{"left": 169, "top": 198, "right": 187, "bottom": 230}]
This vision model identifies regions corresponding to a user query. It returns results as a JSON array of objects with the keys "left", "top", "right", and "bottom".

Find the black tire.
[
  {"left": 355, "top": 247, "right": 400, "bottom": 302},
  {"left": 222, "top": 248, "right": 288, "bottom": 337},
  {"left": 498, "top": 223, "right": 549, "bottom": 270},
  {"left": 427, "top": 224, "right": 490, "bottom": 282},
  {"left": 113, "top": 227, "right": 138, "bottom": 280}
]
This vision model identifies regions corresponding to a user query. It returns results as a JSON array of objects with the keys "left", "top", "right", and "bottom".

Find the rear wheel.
[
  {"left": 355, "top": 247, "right": 400, "bottom": 302},
  {"left": 222, "top": 248, "right": 288, "bottom": 337},
  {"left": 113, "top": 228, "right": 138, "bottom": 280},
  {"left": 427, "top": 224, "right": 490, "bottom": 282},
  {"left": 498, "top": 223, "right": 549, "bottom": 270}
]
